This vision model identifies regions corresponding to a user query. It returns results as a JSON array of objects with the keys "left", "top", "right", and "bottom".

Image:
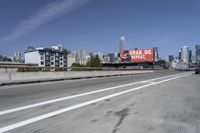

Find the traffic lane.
[
  {"left": 7, "top": 74, "right": 198, "bottom": 133},
  {"left": 0, "top": 73, "right": 186, "bottom": 127},
  {"left": 117, "top": 74, "right": 200, "bottom": 133},
  {"left": 0, "top": 71, "right": 182, "bottom": 109},
  {"left": 1, "top": 73, "right": 192, "bottom": 132},
  {"left": 0, "top": 82, "right": 149, "bottom": 127},
  {"left": 0, "top": 72, "right": 185, "bottom": 113}
]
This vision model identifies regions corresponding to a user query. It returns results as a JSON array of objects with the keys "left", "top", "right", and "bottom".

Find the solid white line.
[
  {"left": 0, "top": 73, "right": 189, "bottom": 116},
  {"left": 0, "top": 73, "right": 191, "bottom": 133}
]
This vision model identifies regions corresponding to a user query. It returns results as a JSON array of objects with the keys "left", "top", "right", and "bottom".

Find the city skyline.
[{"left": 0, "top": 0, "right": 200, "bottom": 57}]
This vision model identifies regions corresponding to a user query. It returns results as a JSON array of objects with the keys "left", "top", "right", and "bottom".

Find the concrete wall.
[
  {"left": 0, "top": 68, "right": 18, "bottom": 73},
  {"left": 0, "top": 70, "right": 153, "bottom": 84},
  {"left": 25, "top": 51, "right": 41, "bottom": 65}
]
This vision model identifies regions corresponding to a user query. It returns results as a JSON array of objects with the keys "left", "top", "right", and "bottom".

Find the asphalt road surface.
[{"left": 0, "top": 71, "right": 199, "bottom": 133}]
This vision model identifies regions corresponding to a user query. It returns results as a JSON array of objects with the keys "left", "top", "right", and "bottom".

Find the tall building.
[
  {"left": 76, "top": 49, "right": 87, "bottom": 65},
  {"left": 196, "top": 45, "right": 200, "bottom": 64},
  {"left": 168, "top": 55, "right": 174, "bottom": 62},
  {"left": 13, "top": 52, "right": 24, "bottom": 63},
  {"left": 67, "top": 52, "right": 76, "bottom": 67},
  {"left": 181, "top": 46, "right": 190, "bottom": 64},
  {"left": 189, "top": 50, "right": 192, "bottom": 63},
  {"left": 178, "top": 50, "right": 182, "bottom": 60},
  {"left": 108, "top": 53, "right": 116, "bottom": 63},
  {"left": 119, "top": 36, "right": 126, "bottom": 51},
  {"left": 25, "top": 45, "right": 69, "bottom": 67},
  {"left": 191, "top": 56, "right": 196, "bottom": 63},
  {"left": 89, "top": 52, "right": 103, "bottom": 62},
  {"left": 103, "top": 55, "right": 110, "bottom": 63},
  {"left": 153, "top": 47, "right": 159, "bottom": 62}
]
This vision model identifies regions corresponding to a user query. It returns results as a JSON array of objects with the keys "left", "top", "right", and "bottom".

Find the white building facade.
[
  {"left": 76, "top": 49, "right": 87, "bottom": 65},
  {"left": 67, "top": 52, "right": 76, "bottom": 67},
  {"left": 181, "top": 46, "right": 190, "bottom": 64},
  {"left": 25, "top": 45, "right": 69, "bottom": 67}
]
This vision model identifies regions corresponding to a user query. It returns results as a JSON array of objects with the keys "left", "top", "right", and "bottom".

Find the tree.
[
  {"left": 72, "top": 55, "right": 102, "bottom": 68},
  {"left": 71, "top": 63, "right": 84, "bottom": 67},
  {"left": 87, "top": 55, "right": 102, "bottom": 67}
]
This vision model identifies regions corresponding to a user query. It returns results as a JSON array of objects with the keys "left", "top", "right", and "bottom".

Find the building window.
[
  {"left": 41, "top": 61, "right": 44, "bottom": 65},
  {"left": 60, "top": 62, "right": 63, "bottom": 66},
  {"left": 40, "top": 52, "right": 44, "bottom": 56},
  {"left": 41, "top": 56, "right": 44, "bottom": 60},
  {"left": 56, "top": 53, "right": 59, "bottom": 56},
  {"left": 55, "top": 62, "right": 59, "bottom": 66},
  {"left": 46, "top": 56, "right": 50, "bottom": 60},
  {"left": 46, "top": 52, "right": 49, "bottom": 55},
  {"left": 55, "top": 57, "right": 59, "bottom": 61},
  {"left": 51, "top": 57, "right": 54, "bottom": 61},
  {"left": 45, "top": 61, "right": 50, "bottom": 66},
  {"left": 51, "top": 62, "right": 54, "bottom": 65},
  {"left": 60, "top": 57, "right": 63, "bottom": 61}
]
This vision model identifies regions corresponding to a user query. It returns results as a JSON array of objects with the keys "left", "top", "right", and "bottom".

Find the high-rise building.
[
  {"left": 13, "top": 52, "right": 24, "bottom": 63},
  {"left": 181, "top": 46, "right": 190, "bottom": 64},
  {"left": 97, "top": 52, "right": 103, "bottom": 62},
  {"left": 168, "top": 55, "right": 174, "bottom": 62},
  {"left": 189, "top": 50, "right": 192, "bottom": 63},
  {"left": 108, "top": 53, "right": 116, "bottom": 63},
  {"left": 153, "top": 47, "right": 159, "bottom": 62},
  {"left": 196, "top": 45, "right": 200, "bottom": 64},
  {"left": 89, "top": 52, "right": 103, "bottom": 62},
  {"left": 119, "top": 36, "right": 125, "bottom": 51},
  {"left": 103, "top": 55, "right": 110, "bottom": 63},
  {"left": 76, "top": 49, "right": 87, "bottom": 65},
  {"left": 191, "top": 56, "right": 196, "bottom": 63},
  {"left": 67, "top": 52, "right": 76, "bottom": 67},
  {"left": 178, "top": 50, "right": 182, "bottom": 60}
]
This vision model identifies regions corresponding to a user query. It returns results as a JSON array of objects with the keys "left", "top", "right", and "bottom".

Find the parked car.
[{"left": 195, "top": 65, "right": 200, "bottom": 74}]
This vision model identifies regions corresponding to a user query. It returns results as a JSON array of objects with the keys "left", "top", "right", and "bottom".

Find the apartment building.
[{"left": 25, "top": 45, "right": 69, "bottom": 67}]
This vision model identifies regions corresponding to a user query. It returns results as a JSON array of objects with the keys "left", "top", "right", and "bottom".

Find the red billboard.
[{"left": 120, "top": 49, "right": 154, "bottom": 63}]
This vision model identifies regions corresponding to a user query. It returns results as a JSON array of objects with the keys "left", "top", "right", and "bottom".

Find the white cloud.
[{"left": 1, "top": 0, "right": 92, "bottom": 43}]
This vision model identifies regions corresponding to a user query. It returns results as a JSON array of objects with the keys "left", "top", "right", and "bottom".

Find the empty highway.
[{"left": 0, "top": 71, "right": 199, "bottom": 133}]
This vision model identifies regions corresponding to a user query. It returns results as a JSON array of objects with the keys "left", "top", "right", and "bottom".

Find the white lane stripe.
[
  {"left": 0, "top": 73, "right": 189, "bottom": 116},
  {"left": 0, "top": 73, "right": 191, "bottom": 133}
]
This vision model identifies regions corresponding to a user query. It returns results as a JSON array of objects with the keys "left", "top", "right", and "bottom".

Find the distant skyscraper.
[
  {"left": 13, "top": 52, "right": 24, "bottom": 63},
  {"left": 89, "top": 52, "right": 103, "bottom": 62},
  {"left": 103, "top": 55, "right": 110, "bottom": 63},
  {"left": 119, "top": 36, "right": 125, "bottom": 51},
  {"left": 178, "top": 50, "right": 182, "bottom": 60},
  {"left": 67, "top": 52, "right": 76, "bottom": 67},
  {"left": 76, "top": 49, "right": 87, "bottom": 65},
  {"left": 108, "top": 53, "right": 116, "bottom": 62},
  {"left": 168, "top": 55, "right": 174, "bottom": 62},
  {"left": 189, "top": 50, "right": 192, "bottom": 63},
  {"left": 181, "top": 46, "right": 190, "bottom": 64},
  {"left": 153, "top": 47, "right": 159, "bottom": 62},
  {"left": 196, "top": 45, "right": 200, "bottom": 64}
]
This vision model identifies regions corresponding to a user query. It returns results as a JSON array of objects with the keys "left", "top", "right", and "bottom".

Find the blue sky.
[{"left": 0, "top": 0, "right": 200, "bottom": 57}]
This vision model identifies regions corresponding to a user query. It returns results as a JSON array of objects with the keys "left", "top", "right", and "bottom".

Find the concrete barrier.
[{"left": 0, "top": 70, "right": 153, "bottom": 85}]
